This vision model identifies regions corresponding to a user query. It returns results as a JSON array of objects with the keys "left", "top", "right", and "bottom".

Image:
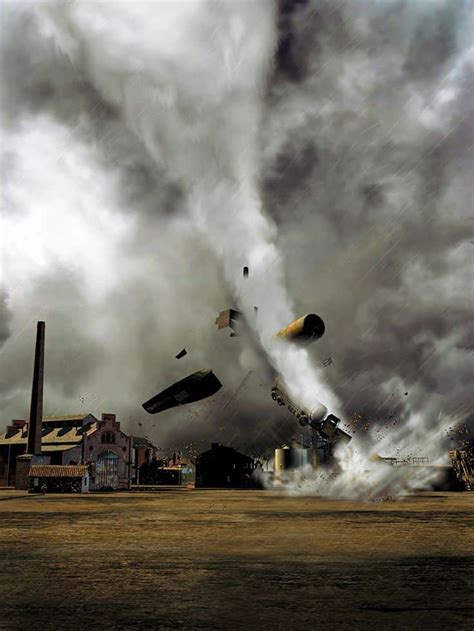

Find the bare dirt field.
[{"left": 0, "top": 489, "right": 472, "bottom": 630}]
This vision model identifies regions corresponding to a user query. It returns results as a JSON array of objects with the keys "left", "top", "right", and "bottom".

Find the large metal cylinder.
[
  {"left": 274, "top": 448, "right": 318, "bottom": 475},
  {"left": 273, "top": 378, "right": 328, "bottom": 423},
  {"left": 274, "top": 314, "right": 325, "bottom": 344}
]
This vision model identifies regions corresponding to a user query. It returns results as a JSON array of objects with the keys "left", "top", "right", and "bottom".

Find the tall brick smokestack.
[{"left": 27, "top": 321, "right": 45, "bottom": 455}]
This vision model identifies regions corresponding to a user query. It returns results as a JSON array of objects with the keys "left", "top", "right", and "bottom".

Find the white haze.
[{"left": 0, "top": 0, "right": 472, "bottom": 497}]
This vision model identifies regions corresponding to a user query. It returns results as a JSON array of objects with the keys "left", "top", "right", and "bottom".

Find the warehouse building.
[
  {"left": 0, "top": 412, "right": 131, "bottom": 490},
  {"left": 195, "top": 443, "right": 260, "bottom": 488}
]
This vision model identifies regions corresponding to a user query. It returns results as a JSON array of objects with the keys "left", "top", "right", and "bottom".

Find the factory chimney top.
[{"left": 27, "top": 321, "right": 45, "bottom": 456}]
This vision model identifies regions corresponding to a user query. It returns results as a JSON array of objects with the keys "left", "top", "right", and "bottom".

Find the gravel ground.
[{"left": 1, "top": 489, "right": 473, "bottom": 630}]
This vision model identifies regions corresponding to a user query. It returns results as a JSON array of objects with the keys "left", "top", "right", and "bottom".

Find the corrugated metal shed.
[{"left": 29, "top": 465, "right": 88, "bottom": 478}]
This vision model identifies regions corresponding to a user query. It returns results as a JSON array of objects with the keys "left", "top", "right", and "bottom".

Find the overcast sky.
[{"left": 0, "top": 0, "right": 472, "bottom": 457}]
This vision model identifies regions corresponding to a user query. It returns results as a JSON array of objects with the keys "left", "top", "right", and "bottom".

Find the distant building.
[
  {"left": 195, "top": 443, "right": 260, "bottom": 488},
  {"left": 155, "top": 460, "right": 195, "bottom": 486},
  {"left": 0, "top": 413, "right": 131, "bottom": 490},
  {"left": 132, "top": 436, "right": 158, "bottom": 484},
  {"left": 135, "top": 447, "right": 195, "bottom": 486}
]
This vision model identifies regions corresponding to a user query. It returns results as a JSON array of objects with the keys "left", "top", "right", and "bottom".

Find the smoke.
[
  {"left": 268, "top": 453, "right": 445, "bottom": 501},
  {"left": 265, "top": 412, "right": 454, "bottom": 501},
  {"left": 0, "top": 0, "right": 472, "bottom": 478}
]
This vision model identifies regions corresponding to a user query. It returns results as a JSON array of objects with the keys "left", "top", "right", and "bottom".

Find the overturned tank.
[
  {"left": 271, "top": 379, "right": 351, "bottom": 445},
  {"left": 272, "top": 378, "right": 327, "bottom": 423},
  {"left": 274, "top": 314, "right": 325, "bottom": 345},
  {"left": 142, "top": 369, "right": 222, "bottom": 415}
]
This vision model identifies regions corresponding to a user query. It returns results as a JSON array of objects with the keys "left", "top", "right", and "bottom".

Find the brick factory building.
[{"left": 0, "top": 413, "right": 131, "bottom": 490}]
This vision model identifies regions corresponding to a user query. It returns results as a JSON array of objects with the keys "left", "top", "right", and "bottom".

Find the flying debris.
[
  {"left": 142, "top": 369, "right": 222, "bottom": 415},
  {"left": 215, "top": 308, "right": 241, "bottom": 337},
  {"left": 271, "top": 379, "right": 351, "bottom": 445},
  {"left": 449, "top": 450, "right": 473, "bottom": 489},
  {"left": 274, "top": 314, "right": 325, "bottom": 345},
  {"left": 175, "top": 348, "right": 187, "bottom": 359}
]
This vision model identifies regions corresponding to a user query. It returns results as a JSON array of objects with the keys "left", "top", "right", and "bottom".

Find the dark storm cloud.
[
  {"left": 0, "top": 3, "right": 185, "bottom": 222},
  {"left": 0, "top": 270, "right": 106, "bottom": 396},
  {"left": 263, "top": 0, "right": 474, "bottom": 436},
  {"left": 402, "top": 4, "right": 459, "bottom": 81},
  {"left": 0, "top": 291, "right": 12, "bottom": 348}
]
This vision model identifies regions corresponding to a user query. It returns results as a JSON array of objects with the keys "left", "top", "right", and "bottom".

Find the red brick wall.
[{"left": 84, "top": 414, "right": 131, "bottom": 489}]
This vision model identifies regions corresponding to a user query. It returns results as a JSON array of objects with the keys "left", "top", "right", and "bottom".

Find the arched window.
[{"left": 101, "top": 431, "right": 116, "bottom": 444}]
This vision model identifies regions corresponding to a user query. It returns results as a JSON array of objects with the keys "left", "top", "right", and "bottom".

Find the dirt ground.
[{"left": 0, "top": 489, "right": 472, "bottom": 631}]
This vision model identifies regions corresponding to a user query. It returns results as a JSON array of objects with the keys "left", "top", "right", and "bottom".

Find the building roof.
[
  {"left": 29, "top": 465, "right": 88, "bottom": 478},
  {"left": 42, "top": 414, "right": 92, "bottom": 422},
  {"left": 0, "top": 423, "right": 98, "bottom": 446},
  {"left": 7, "top": 414, "right": 96, "bottom": 426},
  {"left": 133, "top": 436, "right": 156, "bottom": 449},
  {"left": 197, "top": 444, "right": 254, "bottom": 463},
  {"left": 161, "top": 463, "right": 195, "bottom": 471}
]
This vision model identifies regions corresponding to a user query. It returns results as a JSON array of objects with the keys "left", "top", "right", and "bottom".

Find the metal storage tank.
[{"left": 274, "top": 447, "right": 318, "bottom": 477}]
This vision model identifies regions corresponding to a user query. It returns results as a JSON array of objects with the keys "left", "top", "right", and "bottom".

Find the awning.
[{"left": 29, "top": 465, "right": 87, "bottom": 478}]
